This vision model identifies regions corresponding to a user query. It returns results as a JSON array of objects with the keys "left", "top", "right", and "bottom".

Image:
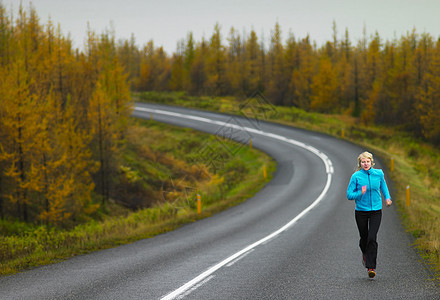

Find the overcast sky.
[{"left": 4, "top": 0, "right": 440, "bottom": 53}]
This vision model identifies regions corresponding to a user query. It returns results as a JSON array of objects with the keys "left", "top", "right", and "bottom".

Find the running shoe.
[{"left": 368, "top": 268, "right": 376, "bottom": 278}]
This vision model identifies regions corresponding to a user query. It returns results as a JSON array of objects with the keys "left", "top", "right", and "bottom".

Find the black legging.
[{"left": 355, "top": 209, "right": 382, "bottom": 269}]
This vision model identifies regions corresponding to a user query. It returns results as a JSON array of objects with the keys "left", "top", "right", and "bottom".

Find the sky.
[{"left": 3, "top": 0, "right": 440, "bottom": 53}]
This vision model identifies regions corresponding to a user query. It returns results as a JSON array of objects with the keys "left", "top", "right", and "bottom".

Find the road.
[{"left": 0, "top": 103, "right": 438, "bottom": 299}]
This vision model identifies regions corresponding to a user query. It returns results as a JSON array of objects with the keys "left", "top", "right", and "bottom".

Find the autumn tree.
[
  {"left": 243, "top": 29, "right": 263, "bottom": 94},
  {"left": 183, "top": 32, "right": 195, "bottom": 90},
  {"left": 189, "top": 37, "right": 208, "bottom": 95},
  {"left": 362, "top": 32, "right": 382, "bottom": 97},
  {"left": 206, "top": 23, "right": 228, "bottom": 95},
  {"left": 0, "top": 4, "right": 131, "bottom": 223},
  {"left": 136, "top": 41, "right": 171, "bottom": 91},
  {"left": 226, "top": 27, "right": 244, "bottom": 96},
  {"left": 266, "top": 22, "right": 288, "bottom": 105},
  {"left": 337, "top": 28, "right": 355, "bottom": 112},
  {"left": 310, "top": 55, "right": 339, "bottom": 112},
  {"left": 169, "top": 39, "right": 185, "bottom": 91},
  {"left": 0, "top": 3, "right": 12, "bottom": 67},
  {"left": 36, "top": 91, "right": 96, "bottom": 224},
  {"left": 118, "top": 33, "right": 140, "bottom": 89},
  {"left": 86, "top": 30, "right": 132, "bottom": 204},
  {"left": 110, "top": 20, "right": 440, "bottom": 146},
  {"left": 418, "top": 40, "right": 440, "bottom": 144},
  {"left": 289, "top": 36, "right": 315, "bottom": 111},
  {"left": 0, "top": 57, "right": 40, "bottom": 221}
]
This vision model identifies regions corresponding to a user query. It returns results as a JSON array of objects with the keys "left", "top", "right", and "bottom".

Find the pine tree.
[
  {"left": 136, "top": 40, "right": 154, "bottom": 91},
  {"left": 267, "top": 22, "right": 287, "bottom": 105},
  {"left": 290, "top": 36, "right": 315, "bottom": 110},
  {"left": 336, "top": 28, "right": 355, "bottom": 112},
  {"left": 169, "top": 39, "right": 185, "bottom": 91},
  {"left": 226, "top": 27, "right": 244, "bottom": 95},
  {"left": 178, "top": 32, "right": 196, "bottom": 91},
  {"left": 206, "top": 23, "right": 227, "bottom": 95},
  {"left": 189, "top": 38, "right": 208, "bottom": 95},
  {"left": 243, "top": 29, "right": 262, "bottom": 94},
  {"left": 117, "top": 33, "right": 140, "bottom": 89},
  {"left": 283, "top": 31, "right": 298, "bottom": 106},
  {"left": 0, "top": 3, "right": 131, "bottom": 224},
  {"left": 310, "top": 55, "right": 339, "bottom": 112},
  {"left": 418, "top": 40, "right": 440, "bottom": 144},
  {"left": 0, "top": 57, "right": 41, "bottom": 221},
  {"left": 88, "top": 80, "right": 114, "bottom": 204},
  {"left": 0, "top": 3, "right": 12, "bottom": 67}
]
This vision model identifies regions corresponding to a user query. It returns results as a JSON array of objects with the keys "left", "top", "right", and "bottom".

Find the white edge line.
[
  {"left": 226, "top": 248, "right": 255, "bottom": 267},
  {"left": 133, "top": 106, "right": 333, "bottom": 300}
]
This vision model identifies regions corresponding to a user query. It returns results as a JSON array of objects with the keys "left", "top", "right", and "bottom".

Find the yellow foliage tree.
[
  {"left": 418, "top": 41, "right": 440, "bottom": 144},
  {"left": 0, "top": 4, "right": 130, "bottom": 224},
  {"left": 206, "top": 23, "right": 228, "bottom": 96},
  {"left": 88, "top": 80, "right": 118, "bottom": 204},
  {"left": 289, "top": 36, "right": 315, "bottom": 110},
  {"left": 310, "top": 56, "right": 339, "bottom": 112},
  {"left": 0, "top": 57, "right": 41, "bottom": 221}
]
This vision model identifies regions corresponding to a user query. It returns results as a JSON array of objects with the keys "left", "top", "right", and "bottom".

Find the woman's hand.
[
  {"left": 386, "top": 199, "right": 392, "bottom": 207},
  {"left": 361, "top": 185, "right": 367, "bottom": 195}
]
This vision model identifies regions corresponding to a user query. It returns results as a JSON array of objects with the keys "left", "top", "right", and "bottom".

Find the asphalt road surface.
[{"left": 1, "top": 103, "right": 438, "bottom": 299}]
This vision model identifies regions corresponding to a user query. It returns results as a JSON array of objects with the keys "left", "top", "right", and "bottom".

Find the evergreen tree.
[
  {"left": 267, "top": 22, "right": 287, "bottom": 105},
  {"left": 310, "top": 55, "right": 339, "bottom": 112},
  {"left": 206, "top": 23, "right": 227, "bottom": 95},
  {"left": 418, "top": 40, "right": 440, "bottom": 144}
]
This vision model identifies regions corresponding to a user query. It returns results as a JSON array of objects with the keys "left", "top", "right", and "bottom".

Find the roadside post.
[{"left": 197, "top": 194, "right": 202, "bottom": 214}]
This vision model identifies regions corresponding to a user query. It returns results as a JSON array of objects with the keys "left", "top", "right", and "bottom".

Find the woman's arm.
[
  {"left": 347, "top": 174, "right": 361, "bottom": 200},
  {"left": 379, "top": 170, "right": 392, "bottom": 206},
  {"left": 379, "top": 170, "right": 391, "bottom": 199}
]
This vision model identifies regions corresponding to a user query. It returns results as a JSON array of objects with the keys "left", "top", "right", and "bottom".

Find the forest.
[
  {"left": 0, "top": 3, "right": 439, "bottom": 226},
  {"left": 0, "top": 5, "right": 131, "bottom": 225},
  {"left": 122, "top": 22, "right": 440, "bottom": 145}
]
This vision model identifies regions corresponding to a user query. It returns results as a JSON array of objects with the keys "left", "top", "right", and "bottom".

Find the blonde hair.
[{"left": 356, "top": 151, "right": 375, "bottom": 171}]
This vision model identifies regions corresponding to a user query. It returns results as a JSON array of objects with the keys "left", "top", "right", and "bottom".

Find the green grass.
[{"left": 135, "top": 91, "right": 440, "bottom": 283}]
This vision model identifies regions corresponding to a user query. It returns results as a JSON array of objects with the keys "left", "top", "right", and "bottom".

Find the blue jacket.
[{"left": 347, "top": 168, "right": 391, "bottom": 211}]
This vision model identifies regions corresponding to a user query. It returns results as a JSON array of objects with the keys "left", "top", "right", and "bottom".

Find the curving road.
[{"left": 0, "top": 103, "right": 438, "bottom": 299}]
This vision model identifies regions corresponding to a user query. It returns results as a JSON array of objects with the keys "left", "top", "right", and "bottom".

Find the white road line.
[
  {"left": 133, "top": 106, "right": 334, "bottom": 300},
  {"left": 226, "top": 249, "right": 255, "bottom": 267},
  {"left": 177, "top": 275, "right": 215, "bottom": 299}
]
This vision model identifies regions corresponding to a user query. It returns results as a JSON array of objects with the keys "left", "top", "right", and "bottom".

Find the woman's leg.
[
  {"left": 355, "top": 211, "right": 369, "bottom": 257},
  {"left": 365, "top": 210, "right": 382, "bottom": 269}
]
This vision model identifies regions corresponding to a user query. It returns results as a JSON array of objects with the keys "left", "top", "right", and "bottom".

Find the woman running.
[{"left": 347, "top": 151, "right": 392, "bottom": 278}]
